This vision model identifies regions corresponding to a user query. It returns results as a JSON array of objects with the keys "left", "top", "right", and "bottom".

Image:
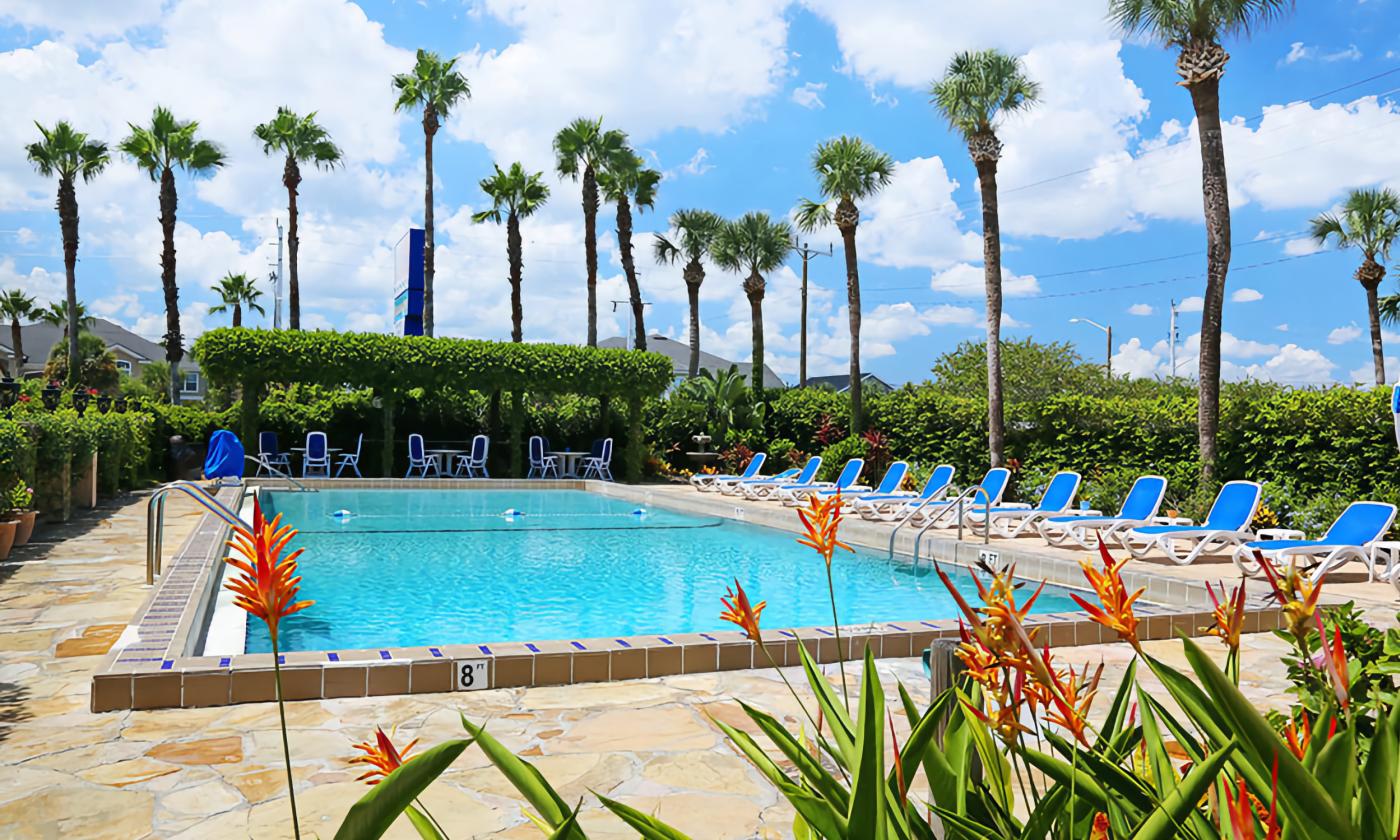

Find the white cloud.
[
  {"left": 1112, "top": 337, "right": 1169, "bottom": 379},
  {"left": 1283, "top": 236, "right": 1326, "bottom": 256},
  {"left": 1178, "top": 296, "right": 1204, "bottom": 313},
  {"left": 856, "top": 156, "right": 981, "bottom": 271},
  {"left": 14, "top": 227, "right": 36, "bottom": 246},
  {"left": 930, "top": 262, "right": 1040, "bottom": 298},
  {"left": 1235, "top": 344, "right": 1337, "bottom": 385},
  {"left": 1220, "top": 332, "right": 1279, "bottom": 359},
  {"left": 1276, "top": 323, "right": 1290, "bottom": 332},
  {"left": 791, "top": 81, "right": 827, "bottom": 110},
  {"left": 1350, "top": 357, "right": 1395, "bottom": 384},
  {"left": 1284, "top": 42, "right": 1362, "bottom": 64},
  {"left": 1115, "top": 332, "right": 1339, "bottom": 385},
  {"left": 1231, "top": 287, "right": 1263, "bottom": 303},
  {"left": 1328, "top": 324, "right": 1362, "bottom": 344},
  {"left": 1127, "top": 303, "right": 1154, "bottom": 316},
  {"left": 1283, "top": 42, "right": 1312, "bottom": 64},
  {"left": 664, "top": 148, "right": 714, "bottom": 179},
  {"left": 0, "top": 0, "right": 164, "bottom": 43}
]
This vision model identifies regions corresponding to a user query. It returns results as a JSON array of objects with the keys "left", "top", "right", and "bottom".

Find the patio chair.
[
  {"left": 902, "top": 467, "right": 1012, "bottom": 528},
  {"left": 335, "top": 433, "right": 363, "bottom": 477},
  {"left": 690, "top": 452, "right": 766, "bottom": 492},
  {"left": 776, "top": 458, "right": 865, "bottom": 506},
  {"left": 964, "top": 470, "right": 1082, "bottom": 539},
  {"left": 1231, "top": 500, "right": 1398, "bottom": 582},
  {"left": 1120, "top": 480, "right": 1261, "bottom": 565},
  {"left": 302, "top": 431, "right": 332, "bottom": 478},
  {"left": 1036, "top": 474, "right": 1168, "bottom": 550},
  {"left": 454, "top": 434, "right": 490, "bottom": 478},
  {"left": 810, "top": 461, "right": 909, "bottom": 506},
  {"left": 527, "top": 435, "right": 560, "bottom": 479},
  {"left": 719, "top": 466, "right": 800, "bottom": 495},
  {"left": 255, "top": 431, "right": 291, "bottom": 477},
  {"left": 580, "top": 438, "right": 614, "bottom": 480},
  {"left": 852, "top": 464, "right": 956, "bottom": 521},
  {"left": 738, "top": 457, "right": 822, "bottom": 500},
  {"left": 405, "top": 433, "right": 440, "bottom": 478}
]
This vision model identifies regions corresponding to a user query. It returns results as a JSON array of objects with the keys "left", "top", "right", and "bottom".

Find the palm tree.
[
  {"left": 253, "top": 108, "right": 342, "bottom": 331},
  {"left": 1109, "top": 0, "right": 1293, "bottom": 481},
  {"left": 0, "top": 290, "right": 35, "bottom": 378},
  {"left": 679, "top": 365, "right": 750, "bottom": 443},
  {"left": 712, "top": 212, "right": 795, "bottom": 406},
  {"left": 25, "top": 121, "right": 109, "bottom": 387},
  {"left": 931, "top": 49, "right": 1040, "bottom": 468},
  {"left": 1310, "top": 188, "right": 1400, "bottom": 385},
  {"left": 554, "top": 118, "right": 631, "bottom": 347},
  {"left": 653, "top": 209, "right": 724, "bottom": 376},
  {"left": 119, "top": 106, "right": 226, "bottom": 403},
  {"left": 598, "top": 152, "right": 661, "bottom": 350},
  {"left": 37, "top": 299, "right": 96, "bottom": 334},
  {"left": 209, "top": 272, "right": 266, "bottom": 328},
  {"left": 393, "top": 49, "right": 470, "bottom": 338},
  {"left": 472, "top": 163, "right": 551, "bottom": 343},
  {"left": 794, "top": 136, "right": 894, "bottom": 435}
]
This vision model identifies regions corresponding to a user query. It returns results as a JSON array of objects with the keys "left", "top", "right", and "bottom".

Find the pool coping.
[{"left": 90, "top": 479, "right": 1288, "bottom": 712}]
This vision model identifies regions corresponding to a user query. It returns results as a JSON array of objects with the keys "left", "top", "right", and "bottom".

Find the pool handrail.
[
  {"left": 909, "top": 484, "right": 994, "bottom": 568},
  {"left": 146, "top": 481, "right": 250, "bottom": 585},
  {"left": 243, "top": 455, "right": 314, "bottom": 492}
]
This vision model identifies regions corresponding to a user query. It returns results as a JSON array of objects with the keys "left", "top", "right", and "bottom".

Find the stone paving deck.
[{"left": 1, "top": 487, "right": 1397, "bottom": 838}]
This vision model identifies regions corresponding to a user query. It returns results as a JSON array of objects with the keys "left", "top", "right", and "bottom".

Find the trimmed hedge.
[{"left": 0, "top": 408, "right": 155, "bottom": 518}]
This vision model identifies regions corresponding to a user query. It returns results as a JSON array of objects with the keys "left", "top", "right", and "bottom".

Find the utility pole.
[
  {"left": 1169, "top": 298, "right": 1178, "bottom": 377},
  {"left": 274, "top": 220, "right": 284, "bottom": 330},
  {"left": 793, "top": 241, "right": 832, "bottom": 387},
  {"left": 611, "top": 299, "right": 650, "bottom": 350}
]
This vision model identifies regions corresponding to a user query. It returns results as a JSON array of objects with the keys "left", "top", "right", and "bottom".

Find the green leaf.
[
  {"left": 738, "top": 700, "right": 850, "bottom": 810},
  {"left": 333, "top": 739, "right": 470, "bottom": 840},
  {"left": 796, "top": 640, "right": 857, "bottom": 764},
  {"left": 1131, "top": 739, "right": 1236, "bottom": 840},
  {"left": 543, "top": 807, "right": 583, "bottom": 840},
  {"left": 847, "top": 647, "right": 887, "bottom": 838},
  {"left": 596, "top": 793, "right": 693, "bottom": 839},
  {"left": 403, "top": 805, "right": 445, "bottom": 840},
  {"left": 1019, "top": 747, "right": 1109, "bottom": 812},
  {"left": 460, "top": 715, "right": 577, "bottom": 833},
  {"left": 1313, "top": 726, "right": 1358, "bottom": 817}
]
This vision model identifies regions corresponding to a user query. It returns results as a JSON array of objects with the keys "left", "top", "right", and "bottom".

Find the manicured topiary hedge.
[{"left": 0, "top": 409, "right": 154, "bottom": 520}]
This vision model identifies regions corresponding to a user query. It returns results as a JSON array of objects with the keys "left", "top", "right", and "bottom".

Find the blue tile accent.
[
  {"left": 327, "top": 652, "right": 340, "bottom": 662},
  {"left": 659, "top": 636, "right": 675, "bottom": 645},
  {"left": 615, "top": 639, "right": 632, "bottom": 648},
  {"left": 378, "top": 650, "right": 391, "bottom": 660},
  {"left": 218, "top": 657, "right": 232, "bottom": 667},
  {"left": 277, "top": 655, "right": 285, "bottom": 665},
  {"left": 887, "top": 623, "right": 907, "bottom": 631},
  {"left": 815, "top": 628, "right": 834, "bottom": 636},
  {"left": 478, "top": 645, "right": 492, "bottom": 655},
  {"left": 570, "top": 641, "right": 586, "bottom": 650},
  {"left": 699, "top": 633, "right": 716, "bottom": 641},
  {"left": 429, "top": 647, "right": 443, "bottom": 658},
  {"left": 117, "top": 657, "right": 163, "bottom": 663},
  {"left": 920, "top": 621, "right": 940, "bottom": 628},
  {"left": 160, "top": 660, "right": 173, "bottom": 670},
  {"left": 525, "top": 643, "right": 540, "bottom": 653},
  {"left": 779, "top": 630, "right": 796, "bottom": 638}
]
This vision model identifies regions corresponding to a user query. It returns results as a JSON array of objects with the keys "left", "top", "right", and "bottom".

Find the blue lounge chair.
[
  {"left": 255, "top": 431, "right": 291, "bottom": 477},
  {"left": 739, "top": 457, "right": 822, "bottom": 500},
  {"left": 1036, "top": 475, "right": 1167, "bottom": 549},
  {"left": 405, "top": 433, "right": 440, "bottom": 478},
  {"left": 302, "top": 431, "right": 332, "bottom": 478},
  {"left": 966, "top": 470, "right": 1081, "bottom": 539},
  {"left": 453, "top": 434, "right": 490, "bottom": 478},
  {"left": 776, "top": 458, "right": 865, "bottom": 506},
  {"left": 581, "top": 438, "right": 614, "bottom": 481},
  {"left": 720, "top": 466, "right": 801, "bottom": 496},
  {"left": 1122, "top": 480, "right": 1261, "bottom": 565},
  {"left": 691, "top": 452, "right": 766, "bottom": 492},
  {"left": 1232, "top": 500, "right": 1397, "bottom": 582},
  {"left": 853, "top": 464, "right": 956, "bottom": 521},
  {"left": 903, "top": 467, "right": 1012, "bottom": 528},
  {"left": 811, "top": 461, "right": 909, "bottom": 506},
  {"left": 335, "top": 433, "right": 363, "bottom": 477},
  {"left": 527, "top": 435, "right": 560, "bottom": 479}
]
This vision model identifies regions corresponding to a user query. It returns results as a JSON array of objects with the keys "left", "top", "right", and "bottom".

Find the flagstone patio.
[{"left": 1, "top": 491, "right": 1395, "bottom": 838}]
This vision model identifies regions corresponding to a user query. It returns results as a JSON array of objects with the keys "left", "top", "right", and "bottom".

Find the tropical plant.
[
  {"left": 1310, "top": 187, "right": 1400, "bottom": 385},
  {"left": 43, "top": 331, "right": 119, "bottom": 392},
  {"left": 25, "top": 121, "right": 109, "bottom": 387},
  {"left": 472, "top": 162, "right": 551, "bottom": 343},
  {"left": 253, "top": 107, "right": 343, "bottom": 330},
  {"left": 553, "top": 117, "right": 631, "bottom": 347},
  {"left": 931, "top": 48, "right": 1040, "bottom": 469},
  {"left": 654, "top": 209, "right": 724, "bottom": 377},
  {"left": 393, "top": 49, "right": 470, "bottom": 337},
  {"left": 0, "top": 289, "right": 35, "bottom": 378},
  {"left": 208, "top": 272, "right": 266, "bottom": 328},
  {"left": 598, "top": 151, "right": 661, "bottom": 350},
  {"left": 678, "top": 364, "right": 751, "bottom": 443},
  {"left": 795, "top": 136, "right": 894, "bottom": 436},
  {"left": 36, "top": 299, "right": 96, "bottom": 335},
  {"left": 712, "top": 212, "right": 794, "bottom": 406},
  {"left": 118, "top": 106, "right": 226, "bottom": 402},
  {"left": 1109, "top": 0, "right": 1294, "bottom": 481}
]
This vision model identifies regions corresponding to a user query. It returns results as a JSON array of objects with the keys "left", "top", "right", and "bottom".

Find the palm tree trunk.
[
  {"left": 616, "top": 196, "right": 645, "bottom": 350},
  {"left": 583, "top": 165, "right": 599, "bottom": 347},
  {"left": 422, "top": 109, "right": 437, "bottom": 337},
  {"left": 746, "top": 273, "right": 765, "bottom": 408},
  {"left": 159, "top": 166, "right": 182, "bottom": 404},
  {"left": 1187, "top": 74, "right": 1231, "bottom": 482},
  {"left": 799, "top": 252, "right": 809, "bottom": 388},
  {"left": 10, "top": 318, "right": 22, "bottom": 378},
  {"left": 839, "top": 220, "right": 863, "bottom": 435},
  {"left": 974, "top": 157, "right": 1005, "bottom": 467},
  {"left": 1366, "top": 279, "right": 1386, "bottom": 385},
  {"left": 685, "top": 261, "right": 702, "bottom": 378},
  {"left": 58, "top": 176, "right": 80, "bottom": 388},
  {"left": 233, "top": 303, "right": 243, "bottom": 329},
  {"left": 508, "top": 211, "right": 523, "bottom": 343},
  {"left": 284, "top": 155, "right": 301, "bottom": 331}
]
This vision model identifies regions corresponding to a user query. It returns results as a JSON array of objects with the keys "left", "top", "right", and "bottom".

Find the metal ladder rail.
[
  {"left": 245, "top": 455, "right": 315, "bottom": 492},
  {"left": 888, "top": 488, "right": 960, "bottom": 560},
  {"left": 910, "top": 485, "right": 994, "bottom": 568},
  {"left": 146, "top": 481, "right": 251, "bottom": 585}
]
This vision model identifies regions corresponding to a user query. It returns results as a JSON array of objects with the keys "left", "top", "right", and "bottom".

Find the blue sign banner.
[{"left": 393, "top": 228, "right": 425, "bottom": 336}]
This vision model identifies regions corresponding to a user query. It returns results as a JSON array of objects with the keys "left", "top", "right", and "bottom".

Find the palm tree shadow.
[{"left": 0, "top": 681, "right": 32, "bottom": 739}]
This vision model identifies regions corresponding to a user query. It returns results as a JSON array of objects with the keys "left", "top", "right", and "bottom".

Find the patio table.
[
  {"left": 549, "top": 450, "right": 587, "bottom": 478},
  {"left": 428, "top": 449, "right": 465, "bottom": 477}
]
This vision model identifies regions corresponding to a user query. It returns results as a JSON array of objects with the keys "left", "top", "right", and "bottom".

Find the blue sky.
[{"left": 1, "top": 0, "right": 1399, "bottom": 386}]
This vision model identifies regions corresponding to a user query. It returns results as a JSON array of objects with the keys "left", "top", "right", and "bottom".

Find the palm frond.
[
  {"left": 807, "top": 136, "right": 896, "bottom": 203},
  {"left": 475, "top": 162, "right": 551, "bottom": 224},
  {"left": 793, "top": 198, "right": 833, "bottom": 233},
  {"left": 711, "top": 212, "right": 794, "bottom": 275},
  {"left": 27, "top": 121, "right": 110, "bottom": 182},
  {"left": 1108, "top": 0, "right": 1294, "bottom": 46},
  {"left": 1309, "top": 188, "right": 1400, "bottom": 259},
  {"left": 930, "top": 49, "right": 1041, "bottom": 139},
  {"left": 393, "top": 49, "right": 471, "bottom": 117}
]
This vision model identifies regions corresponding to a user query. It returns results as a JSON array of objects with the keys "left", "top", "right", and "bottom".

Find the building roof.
[
  {"left": 599, "top": 334, "right": 786, "bottom": 389},
  {"left": 16, "top": 318, "right": 198, "bottom": 373},
  {"left": 805, "top": 372, "right": 894, "bottom": 393}
]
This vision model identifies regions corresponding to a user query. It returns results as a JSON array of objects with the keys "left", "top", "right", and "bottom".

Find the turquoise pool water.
[{"left": 245, "top": 488, "right": 1082, "bottom": 653}]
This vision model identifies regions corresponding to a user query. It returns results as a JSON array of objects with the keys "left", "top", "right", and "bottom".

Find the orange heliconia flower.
[
  {"left": 225, "top": 496, "right": 313, "bottom": 643},
  {"left": 1257, "top": 554, "right": 1322, "bottom": 640},
  {"left": 796, "top": 493, "right": 853, "bottom": 568},
  {"left": 954, "top": 620, "right": 1001, "bottom": 687},
  {"left": 720, "top": 579, "right": 767, "bottom": 643},
  {"left": 1283, "top": 713, "right": 1311, "bottom": 760},
  {"left": 1042, "top": 658, "right": 1103, "bottom": 747},
  {"left": 349, "top": 727, "right": 418, "bottom": 785},
  {"left": 1203, "top": 579, "right": 1248, "bottom": 653},
  {"left": 1070, "top": 542, "right": 1145, "bottom": 651},
  {"left": 1221, "top": 762, "right": 1282, "bottom": 840},
  {"left": 1089, "top": 813, "right": 1110, "bottom": 840},
  {"left": 1313, "top": 613, "right": 1351, "bottom": 709}
]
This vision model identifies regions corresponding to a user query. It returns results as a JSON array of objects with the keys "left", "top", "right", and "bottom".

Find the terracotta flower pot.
[
  {"left": 0, "top": 520, "right": 16, "bottom": 561},
  {"left": 12, "top": 510, "right": 36, "bottom": 546}
]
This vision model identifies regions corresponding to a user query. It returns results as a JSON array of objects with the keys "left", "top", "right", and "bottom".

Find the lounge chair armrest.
[
  {"left": 1256, "top": 528, "right": 1305, "bottom": 541},
  {"left": 1150, "top": 515, "right": 1193, "bottom": 526},
  {"left": 998, "top": 502, "right": 1032, "bottom": 510}
]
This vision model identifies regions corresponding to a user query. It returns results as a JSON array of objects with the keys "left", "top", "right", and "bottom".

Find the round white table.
[
  {"left": 550, "top": 450, "right": 587, "bottom": 478},
  {"left": 427, "top": 449, "right": 465, "bottom": 476}
]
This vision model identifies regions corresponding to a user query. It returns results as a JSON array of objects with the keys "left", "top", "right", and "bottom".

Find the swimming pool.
[{"left": 243, "top": 488, "right": 1082, "bottom": 653}]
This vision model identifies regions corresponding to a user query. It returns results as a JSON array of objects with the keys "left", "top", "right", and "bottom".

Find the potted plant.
[
  {"left": 8, "top": 480, "right": 36, "bottom": 546},
  {"left": 0, "top": 513, "right": 15, "bottom": 561}
]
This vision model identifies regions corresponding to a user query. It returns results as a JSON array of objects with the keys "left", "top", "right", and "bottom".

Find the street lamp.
[{"left": 1069, "top": 317, "right": 1113, "bottom": 379}]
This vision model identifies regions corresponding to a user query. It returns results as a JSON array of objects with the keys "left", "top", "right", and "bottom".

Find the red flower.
[
  {"left": 1070, "top": 541, "right": 1144, "bottom": 651},
  {"left": 224, "top": 496, "right": 313, "bottom": 643},
  {"left": 720, "top": 579, "right": 767, "bottom": 643},
  {"left": 349, "top": 727, "right": 418, "bottom": 785}
]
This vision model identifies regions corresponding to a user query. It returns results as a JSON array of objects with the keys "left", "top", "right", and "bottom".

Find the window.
[
  {"left": 181, "top": 370, "right": 200, "bottom": 393},
  {"left": 115, "top": 359, "right": 132, "bottom": 375}
]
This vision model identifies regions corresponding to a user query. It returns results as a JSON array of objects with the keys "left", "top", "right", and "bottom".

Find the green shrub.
[{"left": 817, "top": 434, "right": 868, "bottom": 482}]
